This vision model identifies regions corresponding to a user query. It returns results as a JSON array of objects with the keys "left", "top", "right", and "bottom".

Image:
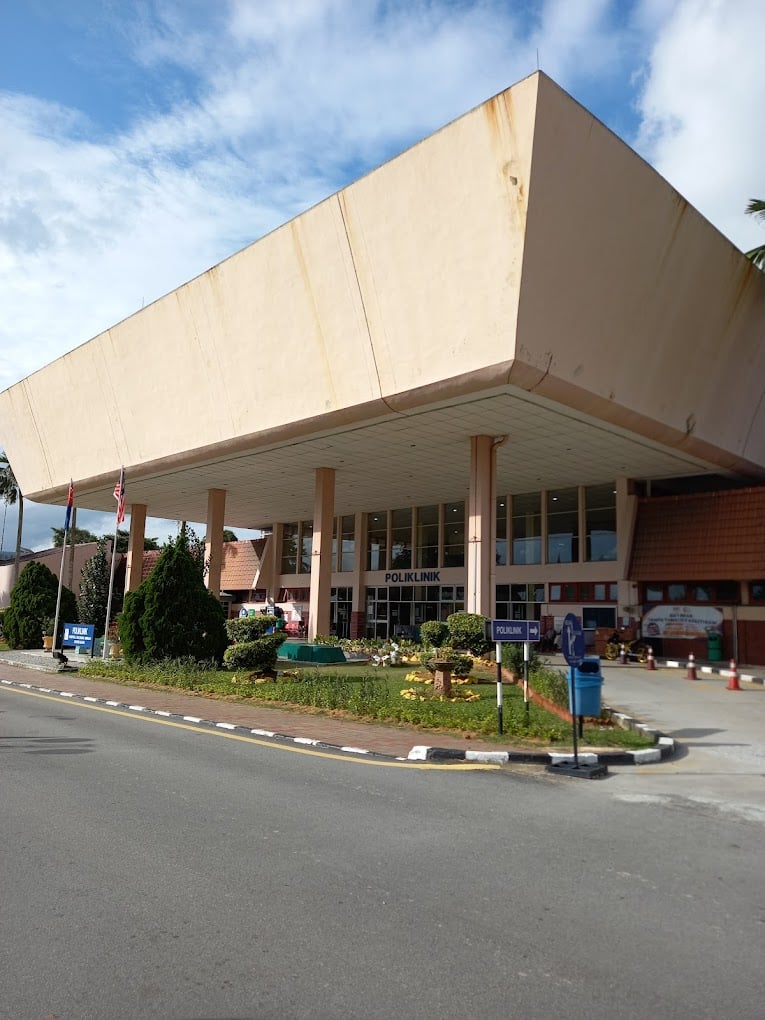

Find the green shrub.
[
  {"left": 419, "top": 619, "right": 449, "bottom": 648},
  {"left": 501, "top": 642, "right": 542, "bottom": 677},
  {"left": 118, "top": 527, "right": 228, "bottom": 665},
  {"left": 2, "top": 560, "right": 78, "bottom": 649},
  {"left": 446, "top": 612, "right": 491, "bottom": 656},
  {"left": 119, "top": 586, "right": 147, "bottom": 660},
  {"left": 223, "top": 634, "right": 286, "bottom": 674},
  {"left": 226, "top": 615, "right": 276, "bottom": 643},
  {"left": 529, "top": 665, "right": 569, "bottom": 708}
]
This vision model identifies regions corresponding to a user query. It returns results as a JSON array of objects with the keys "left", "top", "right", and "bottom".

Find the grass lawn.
[{"left": 76, "top": 658, "right": 653, "bottom": 750}]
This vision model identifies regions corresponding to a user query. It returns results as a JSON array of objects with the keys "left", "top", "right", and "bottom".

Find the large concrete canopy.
[{"left": 2, "top": 72, "right": 764, "bottom": 527}]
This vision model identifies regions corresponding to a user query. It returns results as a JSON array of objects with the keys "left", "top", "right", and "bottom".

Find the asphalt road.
[{"left": 1, "top": 684, "right": 763, "bottom": 1020}]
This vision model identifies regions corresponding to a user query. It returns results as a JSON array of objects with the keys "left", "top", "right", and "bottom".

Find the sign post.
[
  {"left": 548, "top": 613, "right": 607, "bottom": 779},
  {"left": 495, "top": 639, "right": 503, "bottom": 735},
  {"left": 487, "top": 620, "right": 540, "bottom": 735}
]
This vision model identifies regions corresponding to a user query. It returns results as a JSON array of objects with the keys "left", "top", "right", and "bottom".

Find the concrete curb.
[
  {"left": 407, "top": 704, "right": 678, "bottom": 765},
  {"left": 657, "top": 658, "right": 764, "bottom": 685}
]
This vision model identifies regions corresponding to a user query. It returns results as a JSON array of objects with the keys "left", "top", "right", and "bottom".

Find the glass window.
[
  {"left": 511, "top": 584, "right": 527, "bottom": 602},
  {"left": 366, "top": 511, "right": 387, "bottom": 571},
  {"left": 585, "top": 483, "right": 617, "bottom": 562},
  {"left": 390, "top": 508, "right": 412, "bottom": 569},
  {"left": 281, "top": 523, "right": 298, "bottom": 573},
  {"left": 496, "top": 498, "right": 507, "bottom": 566},
  {"left": 547, "top": 488, "right": 578, "bottom": 563},
  {"left": 692, "top": 584, "right": 711, "bottom": 602},
  {"left": 340, "top": 515, "right": 355, "bottom": 572},
  {"left": 715, "top": 581, "right": 739, "bottom": 602},
  {"left": 444, "top": 501, "right": 464, "bottom": 567},
  {"left": 668, "top": 583, "right": 686, "bottom": 602},
  {"left": 550, "top": 584, "right": 561, "bottom": 601},
  {"left": 646, "top": 584, "right": 663, "bottom": 602},
  {"left": 594, "top": 583, "right": 606, "bottom": 600},
  {"left": 512, "top": 492, "right": 541, "bottom": 564},
  {"left": 750, "top": 582, "right": 765, "bottom": 601},
  {"left": 416, "top": 505, "right": 439, "bottom": 568},
  {"left": 532, "top": 584, "right": 545, "bottom": 603},
  {"left": 300, "top": 520, "right": 313, "bottom": 573}
]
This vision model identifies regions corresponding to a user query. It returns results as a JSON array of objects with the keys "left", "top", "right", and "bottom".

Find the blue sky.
[{"left": 1, "top": 0, "right": 764, "bottom": 551}]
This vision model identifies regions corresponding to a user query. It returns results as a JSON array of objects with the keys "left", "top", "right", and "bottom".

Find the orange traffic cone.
[
  {"left": 646, "top": 645, "right": 656, "bottom": 670},
  {"left": 726, "top": 658, "right": 741, "bottom": 691},
  {"left": 686, "top": 652, "right": 697, "bottom": 681}
]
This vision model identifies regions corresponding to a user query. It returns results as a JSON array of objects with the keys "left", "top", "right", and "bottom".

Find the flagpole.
[
  {"left": 103, "top": 467, "right": 125, "bottom": 660},
  {"left": 102, "top": 528, "right": 119, "bottom": 660},
  {"left": 53, "top": 481, "right": 74, "bottom": 657},
  {"left": 52, "top": 539, "right": 68, "bottom": 656}
]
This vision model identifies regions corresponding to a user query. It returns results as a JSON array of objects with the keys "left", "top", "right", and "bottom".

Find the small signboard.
[
  {"left": 489, "top": 619, "right": 541, "bottom": 643},
  {"left": 62, "top": 623, "right": 95, "bottom": 653},
  {"left": 561, "top": 612, "right": 585, "bottom": 668}
]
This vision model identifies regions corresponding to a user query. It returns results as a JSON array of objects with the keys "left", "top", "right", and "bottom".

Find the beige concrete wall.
[
  {"left": 0, "top": 542, "right": 102, "bottom": 608},
  {"left": 0, "top": 77, "right": 537, "bottom": 502},
  {"left": 514, "top": 74, "right": 765, "bottom": 472}
]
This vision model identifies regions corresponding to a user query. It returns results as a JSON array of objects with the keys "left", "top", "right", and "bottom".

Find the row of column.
[{"left": 122, "top": 437, "right": 502, "bottom": 641}]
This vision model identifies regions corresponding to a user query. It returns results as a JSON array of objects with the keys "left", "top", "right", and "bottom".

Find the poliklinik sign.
[{"left": 384, "top": 571, "right": 441, "bottom": 583}]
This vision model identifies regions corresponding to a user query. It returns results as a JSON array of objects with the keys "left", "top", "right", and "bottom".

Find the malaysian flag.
[
  {"left": 113, "top": 468, "right": 126, "bottom": 525},
  {"left": 63, "top": 480, "right": 74, "bottom": 533}
]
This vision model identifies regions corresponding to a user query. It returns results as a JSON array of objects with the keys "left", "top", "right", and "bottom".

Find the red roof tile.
[
  {"left": 630, "top": 487, "right": 765, "bottom": 580},
  {"left": 140, "top": 539, "right": 267, "bottom": 590}
]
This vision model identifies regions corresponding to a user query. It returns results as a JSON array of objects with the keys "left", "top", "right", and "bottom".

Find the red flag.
[
  {"left": 113, "top": 469, "right": 126, "bottom": 525},
  {"left": 63, "top": 480, "right": 74, "bottom": 533}
]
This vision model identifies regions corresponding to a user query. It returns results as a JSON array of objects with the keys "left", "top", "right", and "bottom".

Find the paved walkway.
[{"left": 1, "top": 648, "right": 763, "bottom": 764}]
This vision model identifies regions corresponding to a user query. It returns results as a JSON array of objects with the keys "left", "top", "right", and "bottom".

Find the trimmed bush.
[
  {"left": 419, "top": 619, "right": 449, "bottom": 648},
  {"left": 223, "top": 634, "right": 286, "bottom": 674},
  {"left": 226, "top": 616, "right": 277, "bottom": 643},
  {"left": 446, "top": 612, "right": 491, "bottom": 657}
]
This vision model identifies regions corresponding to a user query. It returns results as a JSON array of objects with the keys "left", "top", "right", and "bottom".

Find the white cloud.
[{"left": 634, "top": 0, "right": 765, "bottom": 250}]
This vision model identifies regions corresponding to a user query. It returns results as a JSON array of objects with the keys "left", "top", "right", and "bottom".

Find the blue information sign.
[
  {"left": 561, "top": 613, "right": 585, "bottom": 667},
  {"left": 62, "top": 622, "right": 95, "bottom": 649},
  {"left": 490, "top": 620, "right": 541, "bottom": 643}
]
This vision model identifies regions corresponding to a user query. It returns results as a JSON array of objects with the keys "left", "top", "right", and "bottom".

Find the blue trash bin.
[{"left": 567, "top": 657, "right": 603, "bottom": 717}]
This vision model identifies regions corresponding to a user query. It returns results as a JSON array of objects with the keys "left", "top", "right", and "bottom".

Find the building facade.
[{"left": 1, "top": 72, "right": 764, "bottom": 660}]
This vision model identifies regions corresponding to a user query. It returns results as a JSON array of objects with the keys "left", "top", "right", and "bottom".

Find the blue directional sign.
[
  {"left": 490, "top": 619, "right": 541, "bottom": 643},
  {"left": 561, "top": 613, "right": 585, "bottom": 667}
]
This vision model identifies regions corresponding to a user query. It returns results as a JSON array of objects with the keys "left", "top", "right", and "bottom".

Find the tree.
[
  {"left": 119, "top": 526, "right": 227, "bottom": 664},
  {"left": 3, "top": 560, "right": 77, "bottom": 649},
  {"left": 51, "top": 525, "right": 99, "bottom": 547},
  {"left": 114, "top": 529, "right": 160, "bottom": 553},
  {"left": 222, "top": 529, "right": 238, "bottom": 543},
  {"left": 745, "top": 198, "right": 765, "bottom": 269},
  {"left": 0, "top": 450, "right": 24, "bottom": 586},
  {"left": 78, "top": 538, "right": 113, "bottom": 637}
]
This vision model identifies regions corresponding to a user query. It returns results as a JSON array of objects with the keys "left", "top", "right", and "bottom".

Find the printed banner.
[{"left": 642, "top": 604, "right": 723, "bottom": 639}]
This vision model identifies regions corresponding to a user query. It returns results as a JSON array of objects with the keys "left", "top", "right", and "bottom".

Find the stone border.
[{"left": 407, "top": 703, "right": 677, "bottom": 765}]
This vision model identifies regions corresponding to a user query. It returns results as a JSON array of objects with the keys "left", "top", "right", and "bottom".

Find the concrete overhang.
[{"left": 1, "top": 72, "right": 764, "bottom": 527}]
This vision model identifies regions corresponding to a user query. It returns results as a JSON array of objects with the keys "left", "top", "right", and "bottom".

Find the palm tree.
[
  {"left": 0, "top": 450, "right": 24, "bottom": 586},
  {"left": 745, "top": 199, "right": 765, "bottom": 269}
]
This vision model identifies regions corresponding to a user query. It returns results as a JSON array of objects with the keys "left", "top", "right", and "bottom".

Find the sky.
[{"left": 1, "top": 0, "right": 764, "bottom": 552}]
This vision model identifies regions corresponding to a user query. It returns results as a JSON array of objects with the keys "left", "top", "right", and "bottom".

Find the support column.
[
  {"left": 308, "top": 468, "right": 335, "bottom": 640},
  {"left": 125, "top": 503, "right": 147, "bottom": 593},
  {"left": 467, "top": 436, "right": 496, "bottom": 617},
  {"left": 205, "top": 488, "right": 226, "bottom": 599},
  {"left": 350, "top": 511, "right": 366, "bottom": 639}
]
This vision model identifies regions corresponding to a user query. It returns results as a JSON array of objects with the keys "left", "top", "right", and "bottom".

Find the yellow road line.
[{"left": 0, "top": 685, "right": 499, "bottom": 771}]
